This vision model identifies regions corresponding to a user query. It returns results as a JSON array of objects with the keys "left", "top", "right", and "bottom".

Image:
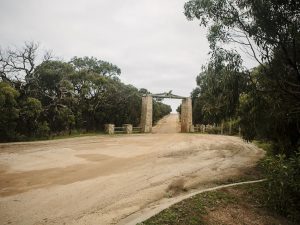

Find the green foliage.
[
  {"left": 0, "top": 44, "right": 171, "bottom": 141},
  {"left": 0, "top": 82, "right": 20, "bottom": 140},
  {"left": 205, "top": 126, "right": 220, "bottom": 134},
  {"left": 139, "top": 189, "right": 236, "bottom": 225},
  {"left": 34, "top": 61, "right": 74, "bottom": 92},
  {"left": 192, "top": 48, "right": 246, "bottom": 125},
  {"left": 36, "top": 121, "right": 50, "bottom": 137},
  {"left": 46, "top": 106, "right": 75, "bottom": 133},
  {"left": 17, "top": 97, "right": 42, "bottom": 137},
  {"left": 262, "top": 154, "right": 300, "bottom": 222},
  {"left": 70, "top": 56, "right": 121, "bottom": 77},
  {"left": 185, "top": 0, "right": 300, "bottom": 55},
  {"left": 186, "top": 0, "right": 300, "bottom": 155},
  {"left": 186, "top": 2, "right": 300, "bottom": 220},
  {"left": 253, "top": 140, "right": 273, "bottom": 154},
  {"left": 153, "top": 101, "right": 172, "bottom": 124},
  {"left": 237, "top": 66, "right": 299, "bottom": 156}
]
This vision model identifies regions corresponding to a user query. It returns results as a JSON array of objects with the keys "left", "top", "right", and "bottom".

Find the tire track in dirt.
[{"left": 0, "top": 114, "right": 265, "bottom": 225}]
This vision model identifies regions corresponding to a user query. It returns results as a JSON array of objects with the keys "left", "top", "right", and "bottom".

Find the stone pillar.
[
  {"left": 221, "top": 122, "right": 224, "bottom": 135},
  {"left": 181, "top": 97, "right": 193, "bottom": 132},
  {"left": 123, "top": 124, "right": 133, "bottom": 134},
  {"left": 201, "top": 124, "right": 206, "bottom": 133},
  {"left": 190, "top": 125, "right": 195, "bottom": 133},
  {"left": 140, "top": 96, "right": 153, "bottom": 133},
  {"left": 105, "top": 124, "right": 115, "bottom": 135}
]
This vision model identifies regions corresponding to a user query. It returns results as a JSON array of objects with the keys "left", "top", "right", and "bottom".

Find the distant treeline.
[{"left": 0, "top": 43, "right": 171, "bottom": 142}]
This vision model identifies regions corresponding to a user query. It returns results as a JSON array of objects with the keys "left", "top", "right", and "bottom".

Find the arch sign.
[{"left": 140, "top": 92, "right": 193, "bottom": 133}]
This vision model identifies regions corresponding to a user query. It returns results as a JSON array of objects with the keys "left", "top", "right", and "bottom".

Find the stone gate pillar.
[
  {"left": 140, "top": 95, "right": 153, "bottom": 133},
  {"left": 181, "top": 97, "right": 193, "bottom": 132}
]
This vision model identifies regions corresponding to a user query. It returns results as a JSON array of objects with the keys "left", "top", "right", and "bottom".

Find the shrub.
[
  {"left": 223, "top": 119, "right": 240, "bottom": 135},
  {"left": 36, "top": 121, "right": 50, "bottom": 137},
  {"left": 206, "top": 126, "right": 220, "bottom": 134},
  {"left": 262, "top": 153, "right": 300, "bottom": 222}
]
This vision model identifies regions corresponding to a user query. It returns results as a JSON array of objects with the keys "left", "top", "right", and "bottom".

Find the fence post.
[
  {"left": 221, "top": 122, "right": 224, "bottom": 135},
  {"left": 105, "top": 124, "right": 115, "bottom": 135},
  {"left": 190, "top": 125, "right": 195, "bottom": 133},
  {"left": 123, "top": 124, "right": 133, "bottom": 134}
]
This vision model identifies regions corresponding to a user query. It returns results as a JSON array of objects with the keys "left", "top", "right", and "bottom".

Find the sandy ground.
[{"left": 0, "top": 114, "right": 265, "bottom": 225}]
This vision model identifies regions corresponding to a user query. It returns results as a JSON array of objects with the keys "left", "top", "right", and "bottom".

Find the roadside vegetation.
[
  {"left": 0, "top": 44, "right": 171, "bottom": 142},
  {"left": 139, "top": 138, "right": 299, "bottom": 225},
  {"left": 139, "top": 180, "right": 296, "bottom": 225},
  {"left": 1, "top": 0, "right": 299, "bottom": 223},
  {"left": 183, "top": 0, "right": 300, "bottom": 222},
  {"left": 140, "top": 140, "right": 298, "bottom": 225}
]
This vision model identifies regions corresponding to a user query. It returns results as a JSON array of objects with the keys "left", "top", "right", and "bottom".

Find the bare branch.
[
  {"left": 0, "top": 42, "right": 39, "bottom": 83},
  {"left": 43, "top": 50, "right": 54, "bottom": 62}
]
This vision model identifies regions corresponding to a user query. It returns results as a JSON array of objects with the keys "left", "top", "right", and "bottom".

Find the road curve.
[{"left": 0, "top": 114, "right": 265, "bottom": 225}]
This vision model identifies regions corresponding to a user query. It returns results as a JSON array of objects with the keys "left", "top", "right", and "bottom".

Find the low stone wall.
[{"left": 105, "top": 124, "right": 115, "bottom": 135}]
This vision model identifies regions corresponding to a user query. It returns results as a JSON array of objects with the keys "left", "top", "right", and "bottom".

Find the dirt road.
[{"left": 0, "top": 114, "right": 264, "bottom": 225}]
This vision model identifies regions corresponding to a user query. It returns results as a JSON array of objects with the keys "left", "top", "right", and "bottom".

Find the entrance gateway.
[{"left": 140, "top": 92, "right": 193, "bottom": 133}]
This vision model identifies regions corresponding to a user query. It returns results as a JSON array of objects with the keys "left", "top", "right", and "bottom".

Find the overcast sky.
[{"left": 0, "top": 0, "right": 255, "bottom": 111}]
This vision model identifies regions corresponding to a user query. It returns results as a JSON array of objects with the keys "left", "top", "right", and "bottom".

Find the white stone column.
[
  {"left": 221, "top": 121, "right": 224, "bottom": 135},
  {"left": 181, "top": 97, "right": 193, "bottom": 132},
  {"left": 105, "top": 124, "right": 115, "bottom": 135},
  {"left": 123, "top": 124, "right": 133, "bottom": 134},
  {"left": 140, "top": 96, "right": 153, "bottom": 133}
]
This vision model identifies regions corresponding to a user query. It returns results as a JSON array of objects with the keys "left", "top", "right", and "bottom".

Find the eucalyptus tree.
[
  {"left": 192, "top": 48, "right": 246, "bottom": 125},
  {"left": 70, "top": 56, "right": 121, "bottom": 77},
  {"left": 0, "top": 82, "right": 20, "bottom": 140},
  {"left": 185, "top": 0, "right": 300, "bottom": 153},
  {"left": 0, "top": 43, "right": 172, "bottom": 141}
]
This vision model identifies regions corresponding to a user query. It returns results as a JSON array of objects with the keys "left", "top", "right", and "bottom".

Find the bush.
[
  {"left": 36, "top": 121, "right": 50, "bottom": 137},
  {"left": 206, "top": 126, "right": 220, "bottom": 134},
  {"left": 262, "top": 154, "right": 300, "bottom": 222}
]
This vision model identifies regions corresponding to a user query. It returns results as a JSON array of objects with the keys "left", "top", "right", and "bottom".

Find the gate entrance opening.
[{"left": 140, "top": 92, "right": 193, "bottom": 133}]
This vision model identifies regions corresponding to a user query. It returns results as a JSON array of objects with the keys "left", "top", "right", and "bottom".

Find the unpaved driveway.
[{"left": 0, "top": 114, "right": 264, "bottom": 225}]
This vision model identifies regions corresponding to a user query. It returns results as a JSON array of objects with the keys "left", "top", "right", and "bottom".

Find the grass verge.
[
  {"left": 138, "top": 180, "right": 296, "bottom": 225},
  {"left": 138, "top": 150, "right": 297, "bottom": 225}
]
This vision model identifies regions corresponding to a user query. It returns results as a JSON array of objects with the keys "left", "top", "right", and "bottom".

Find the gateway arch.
[{"left": 140, "top": 92, "right": 193, "bottom": 133}]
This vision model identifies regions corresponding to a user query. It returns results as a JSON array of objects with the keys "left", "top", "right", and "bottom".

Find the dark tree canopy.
[
  {"left": 0, "top": 43, "right": 171, "bottom": 142},
  {"left": 69, "top": 56, "right": 121, "bottom": 77},
  {"left": 186, "top": 2, "right": 300, "bottom": 218},
  {"left": 185, "top": 0, "right": 300, "bottom": 155}
]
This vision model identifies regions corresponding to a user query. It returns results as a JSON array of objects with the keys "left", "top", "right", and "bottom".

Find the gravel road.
[{"left": 0, "top": 114, "right": 264, "bottom": 225}]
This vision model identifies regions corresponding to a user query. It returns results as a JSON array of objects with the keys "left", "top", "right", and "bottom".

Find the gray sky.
[{"left": 0, "top": 0, "right": 255, "bottom": 111}]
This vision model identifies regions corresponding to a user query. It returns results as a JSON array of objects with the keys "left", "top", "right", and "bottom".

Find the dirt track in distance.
[{"left": 0, "top": 114, "right": 265, "bottom": 225}]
